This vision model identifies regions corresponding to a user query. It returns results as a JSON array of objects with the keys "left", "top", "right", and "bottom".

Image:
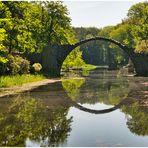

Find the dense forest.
[
  {"left": 73, "top": 27, "right": 128, "bottom": 69},
  {"left": 0, "top": 1, "right": 148, "bottom": 76}
]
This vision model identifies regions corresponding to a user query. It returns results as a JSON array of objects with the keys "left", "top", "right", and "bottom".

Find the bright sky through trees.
[{"left": 64, "top": 1, "right": 144, "bottom": 28}]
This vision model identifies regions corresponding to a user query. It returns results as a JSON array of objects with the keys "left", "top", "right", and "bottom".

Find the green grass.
[
  {"left": 0, "top": 74, "right": 45, "bottom": 88},
  {"left": 82, "top": 64, "right": 97, "bottom": 71},
  {"left": 82, "top": 64, "right": 97, "bottom": 76}
]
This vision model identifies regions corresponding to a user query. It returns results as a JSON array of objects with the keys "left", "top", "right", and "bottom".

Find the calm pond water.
[{"left": 0, "top": 69, "right": 148, "bottom": 147}]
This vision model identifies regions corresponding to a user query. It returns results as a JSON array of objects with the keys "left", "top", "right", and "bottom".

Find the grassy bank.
[
  {"left": 0, "top": 64, "right": 96, "bottom": 88},
  {"left": 81, "top": 64, "right": 96, "bottom": 76},
  {"left": 0, "top": 74, "right": 45, "bottom": 88},
  {"left": 62, "top": 64, "right": 97, "bottom": 71},
  {"left": 82, "top": 64, "right": 97, "bottom": 71}
]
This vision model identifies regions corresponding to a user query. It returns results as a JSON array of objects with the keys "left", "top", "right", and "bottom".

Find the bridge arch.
[
  {"left": 58, "top": 37, "right": 148, "bottom": 76},
  {"left": 67, "top": 37, "right": 133, "bottom": 70},
  {"left": 71, "top": 101, "right": 118, "bottom": 114},
  {"left": 69, "top": 96, "right": 127, "bottom": 114},
  {"left": 33, "top": 36, "right": 148, "bottom": 76},
  {"left": 72, "top": 37, "right": 132, "bottom": 56}
]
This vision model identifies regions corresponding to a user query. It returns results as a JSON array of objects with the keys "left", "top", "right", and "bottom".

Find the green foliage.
[
  {"left": 62, "top": 48, "right": 85, "bottom": 70},
  {"left": 31, "top": 63, "right": 42, "bottom": 73},
  {"left": 109, "top": 24, "right": 133, "bottom": 46},
  {"left": 74, "top": 27, "right": 105, "bottom": 66},
  {"left": 0, "top": 56, "right": 8, "bottom": 75},
  {"left": 0, "top": 97, "right": 72, "bottom": 146},
  {"left": 122, "top": 102, "right": 148, "bottom": 136},
  {"left": 99, "top": 26, "right": 129, "bottom": 66},
  {"left": 73, "top": 26, "right": 129, "bottom": 68},
  {"left": 0, "top": 28, "right": 8, "bottom": 75},
  {"left": 110, "top": 1, "right": 148, "bottom": 53},
  {"left": 82, "top": 64, "right": 97, "bottom": 76},
  {"left": 1, "top": 1, "right": 85, "bottom": 74},
  {"left": 99, "top": 26, "right": 114, "bottom": 37},
  {"left": 62, "top": 69, "right": 129, "bottom": 105},
  {"left": 136, "top": 40, "right": 148, "bottom": 53},
  {"left": 7, "top": 55, "right": 30, "bottom": 75},
  {"left": 42, "top": 1, "right": 72, "bottom": 44},
  {"left": 62, "top": 78, "right": 85, "bottom": 100},
  {"left": 0, "top": 28, "right": 7, "bottom": 52},
  {"left": 0, "top": 1, "right": 75, "bottom": 53},
  {"left": 0, "top": 1, "right": 147, "bottom": 76},
  {"left": 127, "top": 2, "right": 148, "bottom": 24},
  {"left": 74, "top": 27, "right": 99, "bottom": 40},
  {"left": 107, "top": 25, "right": 130, "bottom": 65},
  {"left": 0, "top": 74, "right": 45, "bottom": 87}
]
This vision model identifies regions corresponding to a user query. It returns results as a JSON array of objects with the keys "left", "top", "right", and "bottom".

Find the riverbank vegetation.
[
  {"left": 0, "top": 1, "right": 147, "bottom": 84},
  {"left": 0, "top": 74, "right": 45, "bottom": 87},
  {"left": 0, "top": 1, "right": 85, "bottom": 77},
  {"left": 73, "top": 2, "right": 148, "bottom": 69}
]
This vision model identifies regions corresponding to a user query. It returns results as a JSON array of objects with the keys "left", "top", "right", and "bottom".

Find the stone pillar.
[
  {"left": 41, "top": 46, "right": 60, "bottom": 76},
  {"left": 130, "top": 53, "right": 148, "bottom": 76},
  {"left": 41, "top": 45, "right": 73, "bottom": 77}
]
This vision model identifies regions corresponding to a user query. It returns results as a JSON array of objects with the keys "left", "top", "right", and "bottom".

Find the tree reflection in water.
[
  {"left": 62, "top": 70, "right": 129, "bottom": 106},
  {"left": 122, "top": 103, "right": 148, "bottom": 136},
  {"left": 62, "top": 78, "right": 85, "bottom": 100},
  {"left": 0, "top": 70, "right": 147, "bottom": 146},
  {"left": 62, "top": 70, "right": 148, "bottom": 137},
  {"left": 0, "top": 97, "right": 72, "bottom": 147}
]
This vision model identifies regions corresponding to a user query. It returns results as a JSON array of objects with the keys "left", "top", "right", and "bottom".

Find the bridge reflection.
[{"left": 0, "top": 69, "right": 147, "bottom": 147}]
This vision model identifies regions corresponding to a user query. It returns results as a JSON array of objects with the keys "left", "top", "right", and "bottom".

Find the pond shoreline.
[
  {"left": 0, "top": 75, "right": 148, "bottom": 107},
  {"left": 0, "top": 78, "right": 61, "bottom": 98},
  {"left": 127, "top": 77, "right": 148, "bottom": 107}
]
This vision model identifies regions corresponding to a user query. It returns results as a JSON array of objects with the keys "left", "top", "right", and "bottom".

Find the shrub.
[
  {"left": 7, "top": 55, "right": 30, "bottom": 75},
  {"left": 0, "top": 56, "right": 8, "bottom": 75},
  {"left": 31, "top": 63, "right": 42, "bottom": 73},
  {"left": 62, "top": 48, "right": 85, "bottom": 70},
  {"left": 20, "top": 58, "right": 30, "bottom": 74}
]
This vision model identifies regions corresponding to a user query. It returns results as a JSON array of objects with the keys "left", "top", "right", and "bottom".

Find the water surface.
[{"left": 0, "top": 69, "right": 148, "bottom": 147}]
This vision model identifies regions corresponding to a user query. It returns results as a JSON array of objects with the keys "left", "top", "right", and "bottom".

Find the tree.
[
  {"left": 0, "top": 1, "right": 85, "bottom": 74},
  {"left": 73, "top": 27, "right": 105, "bottom": 65},
  {"left": 0, "top": 1, "right": 75, "bottom": 54},
  {"left": 42, "top": 1, "right": 72, "bottom": 45},
  {"left": 116, "top": 2, "right": 148, "bottom": 53}
]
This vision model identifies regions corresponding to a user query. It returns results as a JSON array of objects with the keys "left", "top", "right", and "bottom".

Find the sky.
[{"left": 63, "top": 0, "right": 144, "bottom": 28}]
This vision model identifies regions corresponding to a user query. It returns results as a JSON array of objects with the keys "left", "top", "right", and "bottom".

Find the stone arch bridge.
[{"left": 28, "top": 37, "right": 148, "bottom": 76}]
